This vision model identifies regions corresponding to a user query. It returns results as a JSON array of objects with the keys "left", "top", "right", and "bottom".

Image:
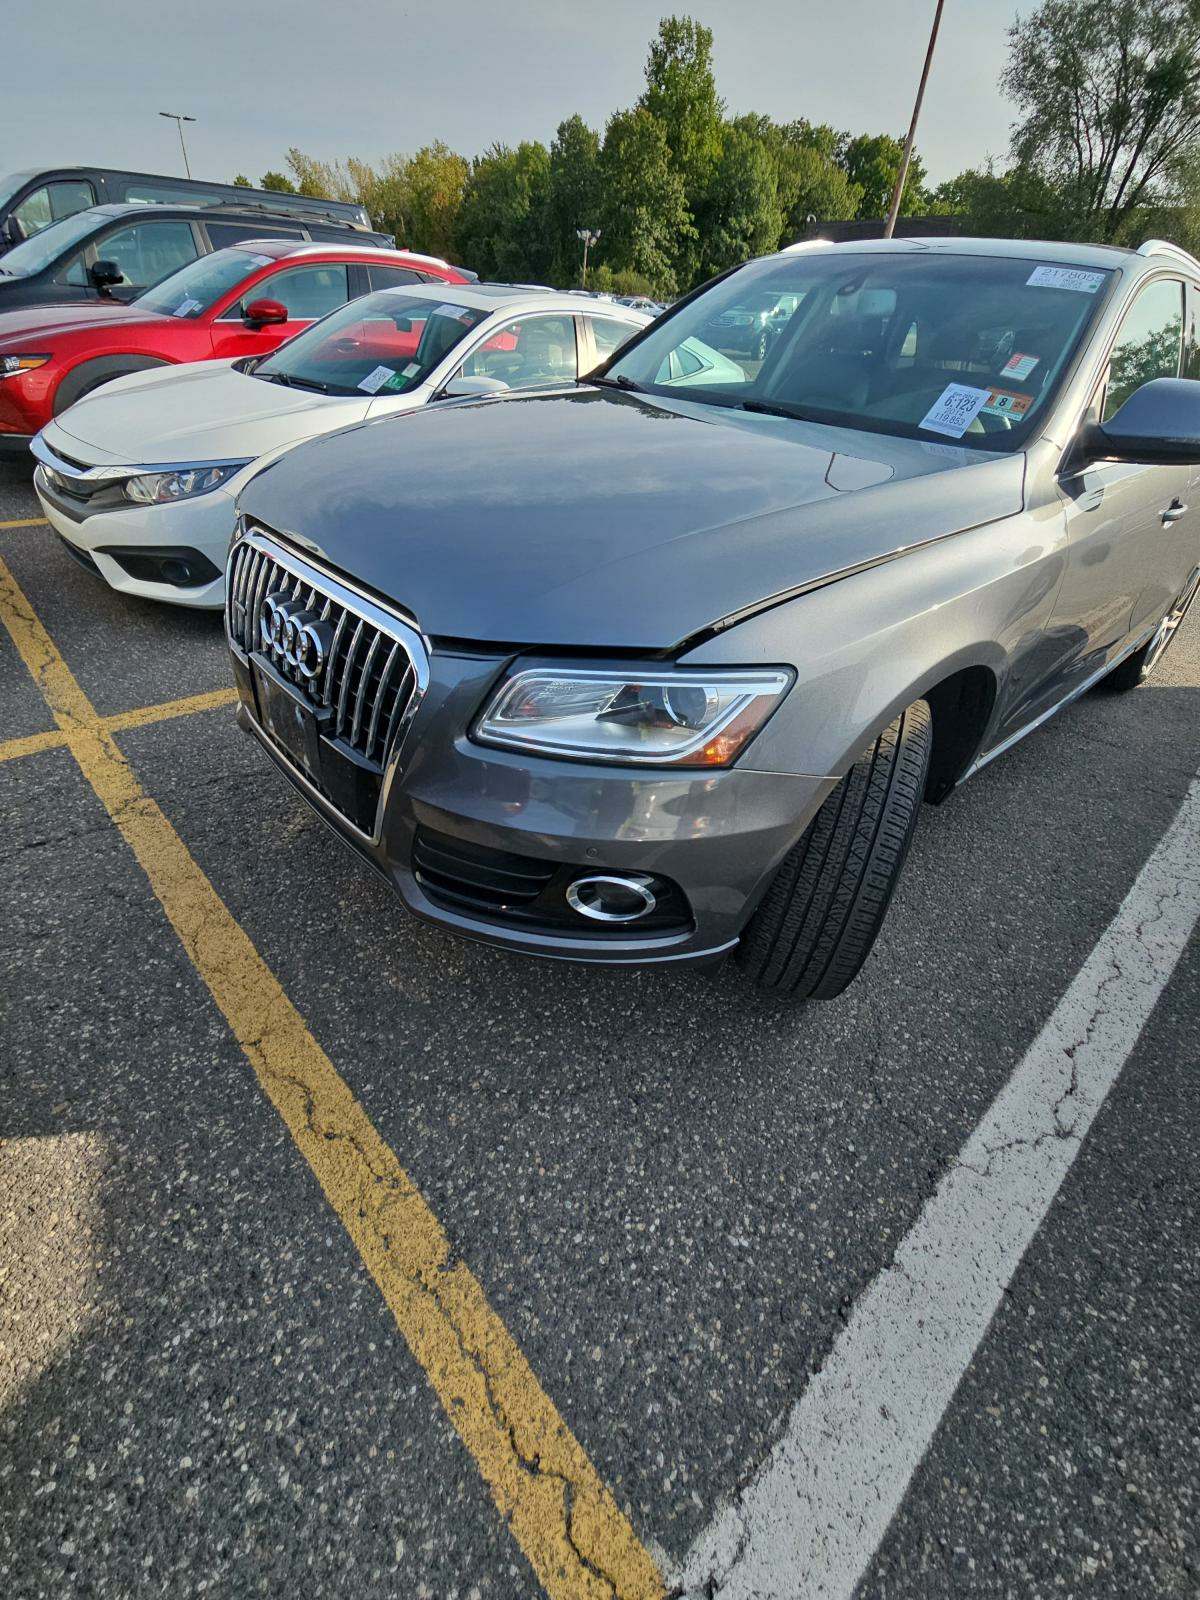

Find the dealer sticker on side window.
[
  {"left": 1026, "top": 265, "right": 1106, "bottom": 294},
  {"left": 919, "top": 383, "right": 992, "bottom": 438},
  {"left": 357, "top": 365, "right": 396, "bottom": 394}
]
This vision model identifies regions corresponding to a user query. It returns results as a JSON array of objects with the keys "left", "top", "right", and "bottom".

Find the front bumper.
[
  {"left": 231, "top": 637, "right": 834, "bottom": 967},
  {"left": 34, "top": 465, "right": 234, "bottom": 609}
]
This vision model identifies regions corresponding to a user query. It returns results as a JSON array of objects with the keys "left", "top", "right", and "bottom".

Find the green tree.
[
  {"left": 844, "top": 132, "right": 926, "bottom": 218},
  {"left": 233, "top": 173, "right": 251, "bottom": 188},
  {"left": 400, "top": 142, "right": 469, "bottom": 259},
  {"left": 546, "top": 115, "right": 602, "bottom": 285},
  {"left": 1004, "top": 0, "right": 1200, "bottom": 242},
  {"left": 598, "top": 108, "right": 691, "bottom": 296},
  {"left": 453, "top": 142, "right": 552, "bottom": 280},
  {"left": 696, "top": 124, "right": 782, "bottom": 276},
  {"left": 640, "top": 14, "right": 724, "bottom": 191},
  {"left": 930, "top": 163, "right": 1073, "bottom": 238},
  {"left": 734, "top": 116, "right": 862, "bottom": 240},
  {"left": 260, "top": 170, "right": 297, "bottom": 194}
]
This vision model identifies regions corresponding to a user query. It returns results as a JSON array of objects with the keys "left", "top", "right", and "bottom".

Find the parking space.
[{"left": 2, "top": 455, "right": 1198, "bottom": 1599}]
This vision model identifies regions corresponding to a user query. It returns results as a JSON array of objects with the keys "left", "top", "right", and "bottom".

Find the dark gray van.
[{"left": 0, "top": 166, "right": 375, "bottom": 253}]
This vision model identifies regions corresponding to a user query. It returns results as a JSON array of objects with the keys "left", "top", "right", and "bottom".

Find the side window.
[
  {"left": 367, "top": 265, "right": 423, "bottom": 291},
  {"left": 589, "top": 317, "right": 638, "bottom": 363},
  {"left": 84, "top": 220, "right": 198, "bottom": 291},
  {"left": 13, "top": 179, "right": 95, "bottom": 238},
  {"left": 1102, "top": 278, "right": 1183, "bottom": 421},
  {"left": 459, "top": 315, "right": 578, "bottom": 387},
  {"left": 205, "top": 221, "right": 303, "bottom": 249},
  {"left": 253, "top": 263, "right": 349, "bottom": 319}
]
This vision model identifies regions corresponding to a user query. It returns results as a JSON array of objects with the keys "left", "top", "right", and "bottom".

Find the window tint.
[
  {"left": 251, "top": 262, "right": 349, "bottom": 319},
  {"left": 589, "top": 317, "right": 638, "bottom": 361},
  {"left": 368, "top": 264, "right": 424, "bottom": 291},
  {"left": 13, "top": 179, "right": 94, "bottom": 238},
  {"left": 460, "top": 315, "right": 577, "bottom": 388},
  {"left": 205, "top": 220, "right": 303, "bottom": 249},
  {"left": 1102, "top": 278, "right": 1184, "bottom": 420},
  {"left": 88, "top": 219, "right": 198, "bottom": 290}
]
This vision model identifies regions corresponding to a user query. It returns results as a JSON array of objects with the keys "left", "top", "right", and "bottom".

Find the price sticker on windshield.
[
  {"left": 173, "top": 297, "right": 203, "bottom": 318},
  {"left": 357, "top": 365, "right": 396, "bottom": 394},
  {"left": 1026, "top": 265, "right": 1106, "bottom": 294},
  {"left": 919, "top": 383, "right": 991, "bottom": 438},
  {"left": 432, "top": 303, "right": 470, "bottom": 321}
]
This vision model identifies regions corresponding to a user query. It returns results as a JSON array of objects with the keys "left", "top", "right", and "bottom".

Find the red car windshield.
[
  {"left": 136, "top": 249, "right": 274, "bottom": 320},
  {"left": 253, "top": 290, "right": 488, "bottom": 396}
]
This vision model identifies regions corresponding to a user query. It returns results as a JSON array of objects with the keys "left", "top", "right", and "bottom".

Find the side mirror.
[
  {"left": 90, "top": 259, "right": 123, "bottom": 288},
  {"left": 1077, "top": 376, "right": 1200, "bottom": 466},
  {"left": 242, "top": 297, "right": 288, "bottom": 328},
  {"left": 393, "top": 315, "right": 414, "bottom": 333},
  {"left": 439, "top": 374, "right": 510, "bottom": 399}
]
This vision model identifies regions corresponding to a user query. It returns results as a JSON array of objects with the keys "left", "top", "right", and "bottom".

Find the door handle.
[{"left": 1160, "top": 499, "right": 1188, "bottom": 525}]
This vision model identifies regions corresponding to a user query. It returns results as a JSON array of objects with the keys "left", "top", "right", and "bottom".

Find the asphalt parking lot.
[{"left": 1, "top": 457, "right": 1197, "bottom": 1599}]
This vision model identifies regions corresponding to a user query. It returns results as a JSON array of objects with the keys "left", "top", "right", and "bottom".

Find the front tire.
[{"left": 737, "top": 700, "right": 933, "bottom": 1000}]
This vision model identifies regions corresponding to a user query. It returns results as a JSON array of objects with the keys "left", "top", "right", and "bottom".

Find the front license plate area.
[{"left": 252, "top": 658, "right": 322, "bottom": 784}]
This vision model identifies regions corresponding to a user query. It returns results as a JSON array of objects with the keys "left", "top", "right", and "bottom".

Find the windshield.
[
  {"left": 605, "top": 250, "right": 1115, "bottom": 449},
  {"left": 254, "top": 290, "right": 489, "bottom": 396},
  {"left": 0, "top": 171, "right": 37, "bottom": 213},
  {"left": 0, "top": 207, "right": 103, "bottom": 277},
  {"left": 137, "top": 248, "right": 267, "bottom": 318}
]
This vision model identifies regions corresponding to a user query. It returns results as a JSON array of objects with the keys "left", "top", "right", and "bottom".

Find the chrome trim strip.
[{"left": 31, "top": 433, "right": 251, "bottom": 480}]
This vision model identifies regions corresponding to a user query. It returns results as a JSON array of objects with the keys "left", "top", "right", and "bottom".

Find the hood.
[
  {"left": 238, "top": 386, "right": 1026, "bottom": 650},
  {"left": 0, "top": 302, "right": 166, "bottom": 346},
  {"left": 48, "top": 361, "right": 370, "bottom": 465}
]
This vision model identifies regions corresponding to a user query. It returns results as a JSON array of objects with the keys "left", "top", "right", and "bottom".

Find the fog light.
[{"left": 565, "top": 874, "right": 658, "bottom": 923}]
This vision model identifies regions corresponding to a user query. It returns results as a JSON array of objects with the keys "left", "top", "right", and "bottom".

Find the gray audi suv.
[{"left": 225, "top": 237, "right": 1200, "bottom": 999}]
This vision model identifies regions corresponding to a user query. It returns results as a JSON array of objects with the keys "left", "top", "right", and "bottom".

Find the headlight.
[
  {"left": 474, "top": 667, "right": 792, "bottom": 766},
  {"left": 123, "top": 463, "right": 248, "bottom": 505},
  {"left": 0, "top": 354, "right": 50, "bottom": 379}
]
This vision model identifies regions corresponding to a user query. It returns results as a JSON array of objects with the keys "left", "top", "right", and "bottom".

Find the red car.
[{"left": 0, "top": 239, "right": 470, "bottom": 454}]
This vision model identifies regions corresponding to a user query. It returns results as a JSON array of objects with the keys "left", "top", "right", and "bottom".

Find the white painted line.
[{"left": 678, "top": 776, "right": 1200, "bottom": 1600}]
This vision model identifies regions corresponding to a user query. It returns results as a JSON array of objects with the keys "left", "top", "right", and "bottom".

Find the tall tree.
[
  {"left": 546, "top": 115, "right": 602, "bottom": 285},
  {"left": 1004, "top": 0, "right": 1200, "bottom": 241},
  {"left": 640, "top": 14, "right": 725, "bottom": 190},
  {"left": 453, "top": 142, "right": 552, "bottom": 280},
  {"left": 400, "top": 142, "right": 469, "bottom": 260},
  {"left": 844, "top": 133, "right": 926, "bottom": 219},
  {"left": 696, "top": 124, "right": 783, "bottom": 277},
  {"left": 734, "top": 116, "right": 862, "bottom": 240},
  {"left": 599, "top": 108, "right": 691, "bottom": 296}
]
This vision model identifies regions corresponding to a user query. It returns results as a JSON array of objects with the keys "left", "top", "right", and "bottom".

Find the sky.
[{"left": 6, "top": 0, "right": 1043, "bottom": 191}]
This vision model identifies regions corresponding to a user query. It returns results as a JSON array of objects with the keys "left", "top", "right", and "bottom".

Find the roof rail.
[
  {"left": 196, "top": 198, "right": 372, "bottom": 228},
  {"left": 1136, "top": 238, "right": 1200, "bottom": 271}
]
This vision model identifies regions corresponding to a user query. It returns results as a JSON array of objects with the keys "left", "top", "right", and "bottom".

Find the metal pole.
[
  {"left": 159, "top": 112, "right": 196, "bottom": 179},
  {"left": 882, "top": 0, "right": 946, "bottom": 239},
  {"left": 582, "top": 234, "right": 590, "bottom": 287}
]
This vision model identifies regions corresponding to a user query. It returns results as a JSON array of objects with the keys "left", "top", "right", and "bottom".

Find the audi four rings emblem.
[{"left": 260, "top": 592, "right": 332, "bottom": 681}]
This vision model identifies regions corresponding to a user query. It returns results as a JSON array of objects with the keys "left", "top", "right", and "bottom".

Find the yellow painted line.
[
  {"left": 0, "top": 686, "right": 239, "bottom": 766},
  {"left": 0, "top": 517, "right": 48, "bottom": 530},
  {"left": 105, "top": 685, "right": 237, "bottom": 734},
  {"left": 0, "top": 554, "right": 664, "bottom": 1600}
]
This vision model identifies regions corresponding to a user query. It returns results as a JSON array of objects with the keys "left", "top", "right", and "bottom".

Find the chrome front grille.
[{"left": 227, "top": 526, "right": 427, "bottom": 771}]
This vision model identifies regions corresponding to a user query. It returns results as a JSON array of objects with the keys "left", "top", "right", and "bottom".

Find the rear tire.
[
  {"left": 1100, "top": 569, "right": 1200, "bottom": 693},
  {"left": 737, "top": 699, "right": 933, "bottom": 1001}
]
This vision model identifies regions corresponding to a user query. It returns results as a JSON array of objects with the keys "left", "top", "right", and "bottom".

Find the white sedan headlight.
[
  {"left": 124, "top": 462, "right": 249, "bottom": 505},
  {"left": 474, "top": 667, "right": 792, "bottom": 766}
]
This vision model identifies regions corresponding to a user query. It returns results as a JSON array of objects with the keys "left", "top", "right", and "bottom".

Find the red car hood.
[{"left": 0, "top": 302, "right": 171, "bottom": 348}]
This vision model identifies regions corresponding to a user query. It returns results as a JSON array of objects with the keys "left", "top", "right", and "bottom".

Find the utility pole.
[
  {"left": 882, "top": 0, "right": 946, "bottom": 239},
  {"left": 576, "top": 227, "right": 600, "bottom": 288},
  {"left": 159, "top": 111, "right": 197, "bottom": 179}
]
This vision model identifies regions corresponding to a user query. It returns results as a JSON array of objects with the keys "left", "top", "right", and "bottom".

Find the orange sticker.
[{"left": 981, "top": 387, "right": 1032, "bottom": 419}]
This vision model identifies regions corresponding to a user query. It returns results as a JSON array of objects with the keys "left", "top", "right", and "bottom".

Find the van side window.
[{"left": 13, "top": 179, "right": 95, "bottom": 239}]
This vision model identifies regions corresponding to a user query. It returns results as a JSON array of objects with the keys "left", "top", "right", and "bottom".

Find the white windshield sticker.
[
  {"left": 432, "top": 302, "right": 468, "bottom": 321},
  {"left": 249, "top": 254, "right": 273, "bottom": 267},
  {"left": 402, "top": 362, "right": 421, "bottom": 376},
  {"left": 173, "top": 297, "right": 202, "bottom": 318},
  {"left": 919, "top": 383, "right": 991, "bottom": 438},
  {"left": 1026, "top": 265, "right": 1105, "bottom": 294},
  {"left": 1001, "top": 352, "right": 1039, "bottom": 381},
  {"left": 357, "top": 364, "right": 395, "bottom": 394}
]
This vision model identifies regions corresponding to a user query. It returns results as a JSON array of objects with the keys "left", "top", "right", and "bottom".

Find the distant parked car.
[
  {"left": 32, "top": 283, "right": 647, "bottom": 608},
  {"left": 0, "top": 238, "right": 466, "bottom": 454},
  {"left": 615, "top": 295, "right": 665, "bottom": 315},
  {"left": 699, "top": 288, "right": 806, "bottom": 359},
  {"left": 0, "top": 165, "right": 378, "bottom": 253},
  {"left": 0, "top": 200, "right": 396, "bottom": 314}
]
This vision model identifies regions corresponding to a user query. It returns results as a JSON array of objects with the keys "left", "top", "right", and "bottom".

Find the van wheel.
[
  {"left": 52, "top": 356, "right": 168, "bottom": 416},
  {"left": 737, "top": 699, "right": 933, "bottom": 1000},
  {"left": 1101, "top": 569, "right": 1200, "bottom": 692}
]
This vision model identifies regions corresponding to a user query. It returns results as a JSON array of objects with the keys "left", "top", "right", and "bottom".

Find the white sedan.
[{"left": 31, "top": 285, "right": 649, "bottom": 608}]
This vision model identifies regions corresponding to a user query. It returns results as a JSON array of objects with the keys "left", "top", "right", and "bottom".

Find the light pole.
[
  {"left": 159, "top": 111, "right": 197, "bottom": 179},
  {"left": 576, "top": 227, "right": 600, "bottom": 289},
  {"left": 882, "top": 0, "right": 946, "bottom": 239}
]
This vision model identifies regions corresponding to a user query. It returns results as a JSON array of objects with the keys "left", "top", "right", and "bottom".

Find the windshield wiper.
[
  {"left": 738, "top": 398, "right": 818, "bottom": 422},
  {"left": 586, "top": 372, "right": 645, "bottom": 393},
  {"left": 255, "top": 371, "right": 329, "bottom": 393}
]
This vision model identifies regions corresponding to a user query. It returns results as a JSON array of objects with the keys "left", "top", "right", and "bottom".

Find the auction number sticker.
[
  {"left": 981, "top": 387, "right": 1033, "bottom": 419},
  {"left": 919, "top": 383, "right": 991, "bottom": 438},
  {"left": 358, "top": 364, "right": 396, "bottom": 393},
  {"left": 1026, "top": 265, "right": 1106, "bottom": 293}
]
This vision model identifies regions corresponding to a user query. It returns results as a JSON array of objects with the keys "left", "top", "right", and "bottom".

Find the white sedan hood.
[{"left": 49, "top": 360, "right": 376, "bottom": 466}]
